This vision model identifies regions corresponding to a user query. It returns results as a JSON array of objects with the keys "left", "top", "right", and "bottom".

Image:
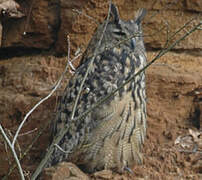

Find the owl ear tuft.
[
  {"left": 110, "top": 4, "right": 120, "bottom": 23},
  {"left": 135, "top": 8, "right": 147, "bottom": 25}
]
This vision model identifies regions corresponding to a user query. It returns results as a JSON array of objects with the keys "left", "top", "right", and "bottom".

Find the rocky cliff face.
[
  {"left": 0, "top": 0, "right": 201, "bottom": 179},
  {"left": 1, "top": 0, "right": 202, "bottom": 53}
]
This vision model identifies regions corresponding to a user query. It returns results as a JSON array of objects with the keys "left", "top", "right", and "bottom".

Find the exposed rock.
[
  {"left": 0, "top": 0, "right": 201, "bottom": 54},
  {"left": 143, "top": 10, "right": 202, "bottom": 50},
  {"left": 1, "top": 0, "right": 60, "bottom": 49},
  {"left": 93, "top": 170, "right": 113, "bottom": 179},
  {"left": 0, "top": 55, "right": 70, "bottom": 179},
  {"left": 56, "top": 0, "right": 202, "bottom": 54},
  {"left": 185, "top": 0, "right": 202, "bottom": 12},
  {"left": 42, "top": 162, "right": 90, "bottom": 180},
  {"left": 1, "top": 52, "right": 202, "bottom": 179},
  {"left": 54, "top": 0, "right": 87, "bottom": 54},
  {"left": 55, "top": 0, "right": 108, "bottom": 55},
  {"left": 0, "top": 0, "right": 25, "bottom": 46},
  {"left": 0, "top": 0, "right": 202, "bottom": 180}
]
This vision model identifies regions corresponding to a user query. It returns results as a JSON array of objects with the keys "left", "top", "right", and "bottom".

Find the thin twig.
[
  {"left": 66, "top": 35, "right": 76, "bottom": 72},
  {"left": 70, "top": 0, "right": 112, "bottom": 120},
  {"left": 12, "top": 44, "right": 81, "bottom": 148},
  {"left": 2, "top": 46, "right": 80, "bottom": 177},
  {"left": 2, "top": 120, "right": 51, "bottom": 180},
  {"left": 71, "top": 21, "right": 202, "bottom": 130},
  {"left": 167, "top": 17, "right": 198, "bottom": 43},
  {"left": 72, "top": 9, "right": 99, "bottom": 25},
  {"left": 67, "top": 35, "right": 71, "bottom": 70},
  {"left": 31, "top": 7, "right": 201, "bottom": 180},
  {"left": 23, "top": 0, "right": 36, "bottom": 35},
  {"left": 31, "top": 1, "right": 112, "bottom": 179},
  {"left": 31, "top": 120, "right": 69, "bottom": 180},
  {"left": 0, "top": 125, "right": 25, "bottom": 180},
  {"left": 6, "top": 129, "right": 22, "bottom": 159},
  {"left": 164, "top": 20, "right": 170, "bottom": 48},
  {"left": 54, "top": 144, "right": 72, "bottom": 154},
  {"left": 151, "top": 16, "right": 198, "bottom": 70},
  {"left": 3, "top": 36, "right": 81, "bottom": 180},
  {"left": 105, "top": 15, "right": 197, "bottom": 54},
  {"left": 12, "top": 79, "right": 59, "bottom": 146},
  {"left": 18, "top": 128, "right": 38, "bottom": 137}
]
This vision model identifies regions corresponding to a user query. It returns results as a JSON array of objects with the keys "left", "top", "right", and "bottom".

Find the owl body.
[{"left": 49, "top": 4, "right": 147, "bottom": 172}]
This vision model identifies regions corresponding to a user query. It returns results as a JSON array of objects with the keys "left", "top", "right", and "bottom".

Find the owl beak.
[{"left": 131, "top": 38, "right": 136, "bottom": 49}]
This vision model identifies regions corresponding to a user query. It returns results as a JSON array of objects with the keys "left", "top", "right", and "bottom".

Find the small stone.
[
  {"left": 93, "top": 169, "right": 113, "bottom": 179},
  {"left": 41, "top": 162, "right": 89, "bottom": 180}
]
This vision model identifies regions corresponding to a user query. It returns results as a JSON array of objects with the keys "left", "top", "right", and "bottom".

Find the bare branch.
[
  {"left": 12, "top": 38, "right": 81, "bottom": 148},
  {"left": 18, "top": 128, "right": 38, "bottom": 137},
  {"left": 71, "top": 21, "right": 202, "bottom": 131},
  {"left": 31, "top": 3, "right": 202, "bottom": 180},
  {"left": 23, "top": 0, "right": 36, "bottom": 35},
  {"left": 0, "top": 125, "right": 25, "bottom": 180},
  {"left": 1, "top": 33, "right": 81, "bottom": 180},
  {"left": 31, "top": 1, "right": 112, "bottom": 179},
  {"left": 2, "top": 121, "right": 51, "bottom": 180},
  {"left": 72, "top": 9, "right": 99, "bottom": 25},
  {"left": 12, "top": 78, "right": 59, "bottom": 146},
  {"left": 70, "top": 0, "right": 112, "bottom": 120},
  {"left": 54, "top": 144, "right": 72, "bottom": 154}
]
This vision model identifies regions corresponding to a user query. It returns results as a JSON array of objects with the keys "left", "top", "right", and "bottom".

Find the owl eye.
[{"left": 113, "top": 30, "right": 126, "bottom": 36}]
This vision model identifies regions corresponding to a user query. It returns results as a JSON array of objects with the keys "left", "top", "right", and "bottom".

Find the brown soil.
[
  {"left": 41, "top": 52, "right": 202, "bottom": 180},
  {"left": 1, "top": 52, "right": 201, "bottom": 180},
  {"left": 0, "top": 0, "right": 201, "bottom": 180}
]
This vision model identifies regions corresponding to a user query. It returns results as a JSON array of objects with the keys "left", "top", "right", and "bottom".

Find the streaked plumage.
[{"left": 48, "top": 4, "right": 147, "bottom": 173}]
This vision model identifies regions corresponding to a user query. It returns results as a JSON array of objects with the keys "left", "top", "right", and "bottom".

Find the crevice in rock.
[
  {"left": 0, "top": 0, "right": 61, "bottom": 58},
  {"left": 189, "top": 101, "right": 201, "bottom": 129},
  {"left": 0, "top": 47, "right": 42, "bottom": 60}
]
